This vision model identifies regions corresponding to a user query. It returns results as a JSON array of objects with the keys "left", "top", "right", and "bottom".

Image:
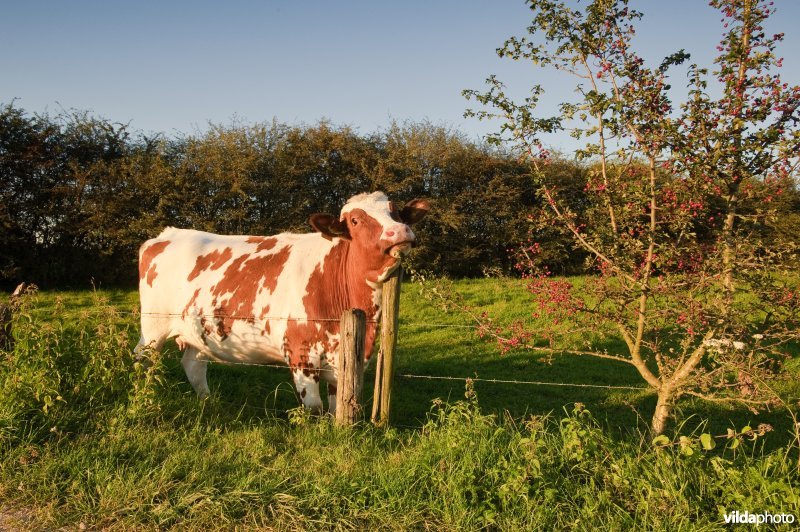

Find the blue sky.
[{"left": 2, "top": 0, "right": 798, "bottom": 149}]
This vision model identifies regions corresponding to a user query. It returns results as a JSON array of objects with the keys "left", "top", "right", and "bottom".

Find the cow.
[{"left": 135, "top": 192, "right": 430, "bottom": 413}]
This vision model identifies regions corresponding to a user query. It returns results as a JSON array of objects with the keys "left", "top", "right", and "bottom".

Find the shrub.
[{"left": 0, "top": 290, "right": 166, "bottom": 446}]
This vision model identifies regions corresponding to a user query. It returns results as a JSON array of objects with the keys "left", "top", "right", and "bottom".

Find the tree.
[
  {"left": 464, "top": 0, "right": 800, "bottom": 434},
  {"left": 372, "top": 121, "right": 540, "bottom": 276},
  {"left": 0, "top": 103, "right": 132, "bottom": 286}
]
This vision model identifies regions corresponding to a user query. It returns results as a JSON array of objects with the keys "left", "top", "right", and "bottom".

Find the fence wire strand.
[
  {"left": 176, "top": 356, "right": 645, "bottom": 392},
  {"left": 66, "top": 305, "right": 643, "bottom": 392},
  {"left": 79, "top": 308, "right": 497, "bottom": 329}
]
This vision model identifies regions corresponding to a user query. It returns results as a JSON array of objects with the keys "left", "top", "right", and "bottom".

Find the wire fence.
[
  {"left": 20, "top": 304, "right": 647, "bottom": 393},
  {"left": 135, "top": 310, "right": 477, "bottom": 328},
  {"left": 169, "top": 356, "right": 645, "bottom": 391}
]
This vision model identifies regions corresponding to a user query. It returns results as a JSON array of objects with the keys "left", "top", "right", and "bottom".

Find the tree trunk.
[{"left": 651, "top": 387, "right": 674, "bottom": 436}]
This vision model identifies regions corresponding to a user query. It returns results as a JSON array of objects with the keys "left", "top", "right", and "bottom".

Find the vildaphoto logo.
[{"left": 724, "top": 510, "right": 796, "bottom": 525}]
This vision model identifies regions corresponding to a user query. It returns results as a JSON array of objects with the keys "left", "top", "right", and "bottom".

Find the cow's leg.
[
  {"left": 181, "top": 346, "right": 210, "bottom": 398},
  {"left": 327, "top": 384, "right": 337, "bottom": 415},
  {"left": 319, "top": 351, "right": 338, "bottom": 414},
  {"left": 291, "top": 367, "right": 323, "bottom": 414},
  {"left": 319, "top": 366, "right": 337, "bottom": 415}
]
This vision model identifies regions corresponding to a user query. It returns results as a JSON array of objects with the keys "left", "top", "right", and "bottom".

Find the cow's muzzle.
[
  {"left": 382, "top": 224, "right": 416, "bottom": 258},
  {"left": 386, "top": 241, "right": 414, "bottom": 258}
]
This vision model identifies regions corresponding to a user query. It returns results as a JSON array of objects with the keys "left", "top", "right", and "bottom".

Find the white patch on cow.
[
  {"left": 378, "top": 264, "right": 401, "bottom": 283},
  {"left": 367, "top": 280, "right": 382, "bottom": 312},
  {"left": 340, "top": 191, "right": 390, "bottom": 217},
  {"left": 293, "top": 368, "right": 323, "bottom": 413},
  {"left": 340, "top": 192, "right": 414, "bottom": 240},
  {"left": 327, "top": 390, "right": 337, "bottom": 414}
]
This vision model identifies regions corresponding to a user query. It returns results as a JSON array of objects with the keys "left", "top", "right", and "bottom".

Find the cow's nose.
[{"left": 384, "top": 224, "right": 414, "bottom": 242}]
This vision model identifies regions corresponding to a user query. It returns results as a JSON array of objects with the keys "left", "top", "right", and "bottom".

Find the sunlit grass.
[{"left": 1, "top": 279, "right": 798, "bottom": 529}]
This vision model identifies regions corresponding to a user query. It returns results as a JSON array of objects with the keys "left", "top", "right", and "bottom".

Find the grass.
[{"left": 1, "top": 278, "right": 799, "bottom": 529}]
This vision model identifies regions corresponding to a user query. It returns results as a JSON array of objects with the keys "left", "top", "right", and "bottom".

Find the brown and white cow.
[{"left": 135, "top": 192, "right": 429, "bottom": 413}]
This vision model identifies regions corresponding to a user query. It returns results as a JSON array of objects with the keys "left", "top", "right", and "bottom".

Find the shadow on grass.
[{"left": 170, "top": 329, "right": 800, "bottom": 451}]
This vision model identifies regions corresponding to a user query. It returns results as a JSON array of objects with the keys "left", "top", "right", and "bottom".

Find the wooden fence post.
[
  {"left": 336, "top": 308, "right": 366, "bottom": 426},
  {"left": 371, "top": 267, "right": 402, "bottom": 427}
]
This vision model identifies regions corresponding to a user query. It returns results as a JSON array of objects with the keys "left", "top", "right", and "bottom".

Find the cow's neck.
[
  {"left": 329, "top": 239, "right": 397, "bottom": 360},
  {"left": 310, "top": 238, "right": 399, "bottom": 323},
  {"left": 342, "top": 240, "right": 397, "bottom": 319}
]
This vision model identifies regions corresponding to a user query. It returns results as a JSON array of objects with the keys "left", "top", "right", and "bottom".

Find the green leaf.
[
  {"left": 700, "top": 433, "right": 716, "bottom": 450},
  {"left": 652, "top": 434, "right": 670, "bottom": 446}
]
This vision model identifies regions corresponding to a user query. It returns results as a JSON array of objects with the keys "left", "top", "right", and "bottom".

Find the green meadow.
[{"left": 1, "top": 278, "right": 799, "bottom": 530}]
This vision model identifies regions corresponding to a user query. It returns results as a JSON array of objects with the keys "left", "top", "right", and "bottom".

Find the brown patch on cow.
[
  {"left": 209, "top": 246, "right": 291, "bottom": 340},
  {"left": 300, "top": 388, "right": 307, "bottom": 399},
  {"left": 139, "top": 240, "right": 171, "bottom": 286},
  {"left": 327, "top": 336, "right": 340, "bottom": 354},
  {"left": 282, "top": 239, "right": 383, "bottom": 373},
  {"left": 343, "top": 208, "right": 400, "bottom": 282},
  {"left": 146, "top": 266, "right": 158, "bottom": 287},
  {"left": 285, "top": 330, "right": 317, "bottom": 377},
  {"left": 187, "top": 247, "right": 233, "bottom": 281},
  {"left": 246, "top": 236, "right": 279, "bottom": 252},
  {"left": 199, "top": 312, "right": 213, "bottom": 345},
  {"left": 259, "top": 305, "right": 271, "bottom": 335},
  {"left": 182, "top": 288, "right": 202, "bottom": 319},
  {"left": 214, "top": 307, "right": 229, "bottom": 340}
]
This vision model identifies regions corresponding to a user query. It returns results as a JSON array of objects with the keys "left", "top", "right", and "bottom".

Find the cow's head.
[{"left": 309, "top": 192, "right": 430, "bottom": 280}]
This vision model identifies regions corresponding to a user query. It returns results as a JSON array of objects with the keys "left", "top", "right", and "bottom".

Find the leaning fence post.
[
  {"left": 372, "top": 267, "right": 402, "bottom": 427},
  {"left": 336, "top": 308, "right": 366, "bottom": 426}
]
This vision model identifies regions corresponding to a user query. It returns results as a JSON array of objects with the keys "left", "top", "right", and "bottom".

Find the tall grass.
[
  {"left": 0, "top": 286, "right": 799, "bottom": 529},
  {"left": 0, "top": 291, "right": 165, "bottom": 446}
]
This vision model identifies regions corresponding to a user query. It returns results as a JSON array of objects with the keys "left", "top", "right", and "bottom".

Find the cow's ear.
[
  {"left": 400, "top": 198, "right": 431, "bottom": 225},
  {"left": 309, "top": 213, "right": 351, "bottom": 240}
]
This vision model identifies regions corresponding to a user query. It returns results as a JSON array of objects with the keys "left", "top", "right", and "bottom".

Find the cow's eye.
[{"left": 351, "top": 217, "right": 359, "bottom": 226}]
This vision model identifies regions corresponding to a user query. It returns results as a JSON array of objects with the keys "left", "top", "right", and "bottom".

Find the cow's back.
[{"left": 138, "top": 227, "right": 339, "bottom": 364}]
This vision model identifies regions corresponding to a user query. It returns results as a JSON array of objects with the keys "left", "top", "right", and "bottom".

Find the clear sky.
[{"left": 2, "top": 0, "right": 798, "bottom": 149}]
